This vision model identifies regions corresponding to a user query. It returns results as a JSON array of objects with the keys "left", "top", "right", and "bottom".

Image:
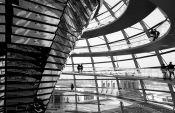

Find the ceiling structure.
[
  {"left": 67, "top": 0, "right": 175, "bottom": 69},
  {"left": 59, "top": 1, "right": 175, "bottom": 112},
  {"left": 1, "top": 0, "right": 175, "bottom": 113}
]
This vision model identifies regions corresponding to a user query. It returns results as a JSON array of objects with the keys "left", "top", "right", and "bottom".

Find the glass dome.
[
  {"left": 85, "top": 0, "right": 129, "bottom": 31},
  {"left": 53, "top": 1, "right": 175, "bottom": 112}
]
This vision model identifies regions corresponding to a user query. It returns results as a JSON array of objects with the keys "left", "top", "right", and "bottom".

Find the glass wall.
[{"left": 51, "top": 4, "right": 175, "bottom": 113}]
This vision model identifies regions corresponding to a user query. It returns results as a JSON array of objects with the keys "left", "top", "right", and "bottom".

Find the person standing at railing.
[
  {"left": 161, "top": 63, "right": 167, "bottom": 80},
  {"left": 167, "top": 62, "right": 175, "bottom": 80},
  {"left": 80, "top": 64, "right": 83, "bottom": 72},
  {"left": 77, "top": 64, "right": 81, "bottom": 73},
  {"left": 149, "top": 28, "right": 160, "bottom": 41},
  {"left": 71, "top": 83, "right": 74, "bottom": 90}
]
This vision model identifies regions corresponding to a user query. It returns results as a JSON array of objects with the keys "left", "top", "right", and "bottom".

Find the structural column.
[
  {"left": 5, "top": 0, "right": 13, "bottom": 112},
  {"left": 116, "top": 77, "right": 121, "bottom": 96},
  {"left": 141, "top": 20, "right": 175, "bottom": 107},
  {"left": 71, "top": 57, "right": 78, "bottom": 111},
  {"left": 86, "top": 39, "right": 101, "bottom": 112},
  {"left": 140, "top": 79, "right": 147, "bottom": 102}
]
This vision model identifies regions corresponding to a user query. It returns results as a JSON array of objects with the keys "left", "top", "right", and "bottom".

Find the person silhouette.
[
  {"left": 71, "top": 83, "right": 74, "bottom": 90},
  {"left": 77, "top": 64, "right": 81, "bottom": 73},
  {"left": 149, "top": 28, "right": 160, "bottom": 41},
  {"left": 167, "top": 62, "right": 175, "bottom": 80},
  {"left": 80, "top": 64, "right": 83, "bottom": 72}
]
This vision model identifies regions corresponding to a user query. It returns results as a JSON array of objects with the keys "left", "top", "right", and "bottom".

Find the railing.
[
  {"left": 62, "top": 67, "right": 166, "bottom": 79},
  {"left": 48, "top": 67, "right": 175, "bottom": 112}
]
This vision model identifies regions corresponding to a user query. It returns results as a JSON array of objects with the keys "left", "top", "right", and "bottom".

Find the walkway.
[
  {"left": 56, "top": 89, "right": 174, "bottom": 113},
  {"left": 62, "top": 71, "right": 175, "bottom": 85}
]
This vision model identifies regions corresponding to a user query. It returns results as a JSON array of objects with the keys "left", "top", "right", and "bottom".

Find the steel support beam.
[{"left": 86, "top": 39, "right": 101, "bottom": 112}]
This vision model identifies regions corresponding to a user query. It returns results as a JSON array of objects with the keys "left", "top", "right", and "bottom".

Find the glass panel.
[
  {"left": 106, "top": 31, "right": 124, "bottom": 42},
  {"left": 0, "top": 5, "right": 5, "bottom": 42},
  {"left": 63, "top": 65, "right": 73, "bottom": 72},
  {"left": 144, "top": 80, "right": 169, "bottom": 91},
  {"left": 156, "top": 21, "right": 170, "bottom": 38},
  {"left": 137, "top": 56, "right": 160, "bottom": 68},
  {"left": 0, "top": 4, "right": 5, "bottom": 13},
  {"left": 75, "top": 39, "right": 87, "bottom": 47},
  {"left": 93, "top": 56, "right": 111, "bottom": 62},
  {"left": 97, "top": 4, "right": 108, "bottom": 14},
  {"left": 66, "top": 57, "right": 72, "bottom": 64},
  {"left": 117, "top": 60, "right": 135, "bottom": 68},
  {"left": 110, "top": 40, "right": 128, "bottom": 50},
  {"left": 146, "top": 91, "right": 172, "bottom": 104},
  {"left": 97, "top": 12, "right": 111, "bottom": 20},
  {"left": 76, "top": 94, "right": 98, "bottom": 112},
  {"left": 78, "top": 64, "right": 93, "bottom": 72},
  {"left": 115, "top": 55, "right": 132, "bottom": 60},
  {"left": 90, "top": 45, "right": 108, "bottom": 52},
  {"left": 0, "top": 0, "right": 4, "bottom": 3},
  {"left": 94, "top": 62, "right": 113, "bottom": 71},
  {"left": 61, "top": 93, "right": 77, "bottom": 111},
  {"left": 0, "top": 33, "right": 5, "bottom": 42},
  {"left": 0, "top": 55, "right": 4, "bottom": 107},
  {"left": 0, "top": 16, "right": 4, "bottom": 23},
  {"left": 86, "top": 0, "right": 128, "bottom": 31},
  {"left": 119, "top": 80, "right": 143, "bottom": 101},
  {"left": 76, "top": 79, "right": 95, "bottom": 91},
  {"left": 88, "top": 36, "right": 106, "bottom": 46},
  {"left": 73, "top": 57, "right": 92, "bottom": 64},
  {"left": 97, "top": 77, "right": 118, "bottom": 95},
  {"left": 161, "top": 51, "right": 175, "bottom": 64},
  {"left": 129, "top": 33, "right": 149, "bottom": 47},
  {"left": 113, "top": 2, "right": 127, "bottom": 18},
  {"left": 100, "top": 98, "right": 121, "bottom": 112},
  {"left": 125, "top": 23, "right": 143, "bottom": 37},
  {"left": 143, "top": 8, "right": 166, "bottom": 28},
  {"left": 72, "top": 48, "right": 89, "bottom": 53}
]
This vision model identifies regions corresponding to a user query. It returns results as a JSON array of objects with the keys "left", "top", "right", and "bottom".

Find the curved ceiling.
[
  {"left": 85, "top": 0, "right": 129, "bottom": 31},
  {"left": 71, "top": 0, "right": 175, "bottom": 57},
  {"left": 82, "top": 0, "right": 156, "bottom": 38}
]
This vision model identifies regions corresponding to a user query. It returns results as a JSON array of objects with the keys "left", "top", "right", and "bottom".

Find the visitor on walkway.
[
  {"left": 167, "top": 62, "right": 175, "bottom": 80},
  {"left": 77, "top": 64, "right": 81, "bottom": 73},
  {"left": 71, "top": 83, "right": 74, "bottom": 90},
  {"left": 161, "top": 63, "right": 167, "bottom": 80},
  {"left": 80, "top": 64, "right": 83, "bottom": 72},
  {"left": 149, "top": 28, "right": 160, "bottom": 41}
]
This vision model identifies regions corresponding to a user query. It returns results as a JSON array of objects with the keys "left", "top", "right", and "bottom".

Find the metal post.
[
  {"left": 71, "top": 57, "right": 78, "bottom": 111},
  {"left": 94, "top": 72, "right": 101, "bottom": 112},
  {"left": 120, "top": 101, "right": 124, "bottom": 113},
  {"left": 116, "top": 78, "right": 121, "bottom": 96},
  {"left": 86, "top": 39, "right": 101, "bottom": 112},
  {"left": 73, "top": 74, "right": 78, "bottom": 111},
  {"left": 168, "top": 84, "right": 175, "bottom": 108},
  {"left": 140, "top": 80, "right": 147, "bottom": 102}
]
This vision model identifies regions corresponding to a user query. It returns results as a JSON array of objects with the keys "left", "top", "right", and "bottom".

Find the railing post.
[
  {"left": 168, "top": 84, "right": 175, "bottom": 108},
  {"left": 120, "top": 101, "right": 125, "bottom": 113},
  {"left": 86, "top": 38, "right": 101, "bottom": 112},
  {"left": 116, "top": 77, "right": 121, "bottom": 96},
  {"left": 140, "top": 79, "right": 147, "bottom": 102},
  {"left": 94, "top": 71, "right": 101, "bottom": 112},
  {"left": 73, "top": 74, "right": 78, "bottom": 111}
]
